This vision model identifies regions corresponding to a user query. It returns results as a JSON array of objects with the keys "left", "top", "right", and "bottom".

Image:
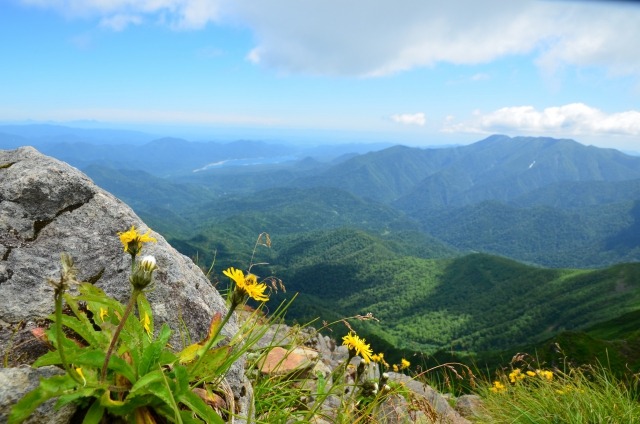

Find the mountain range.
[{"left": 3, "top": 125, "right": 640, "bottom": 365}]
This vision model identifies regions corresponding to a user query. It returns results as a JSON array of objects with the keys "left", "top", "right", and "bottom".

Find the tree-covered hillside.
[{"left": 274, "top": 246, "right": 640, "bottom": 354}]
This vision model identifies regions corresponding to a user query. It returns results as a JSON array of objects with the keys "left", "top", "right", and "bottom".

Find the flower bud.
[
  {"left": 139, "top": 255, "right": 157, "bottom": 272},
  {"left": 130, "top": 255, "right": 157, "bottom": 290}
]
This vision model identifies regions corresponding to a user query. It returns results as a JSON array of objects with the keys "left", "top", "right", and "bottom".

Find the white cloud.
[
  {"left": 19, "top": 0, "right": 640, "bottom": 77},
  {"left": 99, "top": 14, "right": 142, "bottom": 31},
  {"left": 391, "top": 113, "right": 426, "bottom": 126},
  {"left": 19, "top": 0, "right": 221, "bottom": 30},
  {"left": 227, "top": 0, "right": 640, "bottom": 77},
  {"left": 443, "top": 103, "right": 640, "bottom": 137}
]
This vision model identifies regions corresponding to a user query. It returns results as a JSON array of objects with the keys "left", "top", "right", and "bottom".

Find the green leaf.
[
  {"left": 58, "top": 313, "right": 108, "bottom": 348},
  {"left": 138, "top": 324, "right": 172, "bottom": 377},
  {"left": 178, "top": 389, "right": 225, "bottom": 424},
  {"left": 77, "top": 283, "right": 125, "bottom": 316},
  {"left": 98, "top": 389, "right": 157, "bottom": 417},
  {"left": 172, "top": 365, "right": 190, "bottom": 396},
  {"left": 32, "top": 350, "right": 65, "bottom": 368},
  {"left": 82, "top": 399, "right": 105, "bottom": 424},
  {"left": 56, "top": 386, "right": 101, "bottom": 408},
  {"left": 185, "top": 346, "right": 231, "bottom": 379},
  {"left": 179, "top": 410, "right": 209, "bottom": 424},
  {"left": 8, "top": 374, "right": 77, "bottom": 424},
  {"left": 71, "top": 349, "right": 136, "bottom": 384},
  {"left": 128, "top": 369, "right": 165, "bottom": 395},
  {"left": 62, "top": 293, "right": 105, "bottom": 347}
]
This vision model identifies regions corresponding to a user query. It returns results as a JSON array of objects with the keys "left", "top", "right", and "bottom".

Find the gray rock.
[
  {"left": 454, "top": 394, "right": 483, "bottom": 420},
  {"left": 386, "top": 372, "right": 471, "bottom": 424},
  {"left": 0, "top": 366, "right": 76, "bottom": 424},
  {"left": 0, "top": 147, "right": 252, "bottom": 422}
]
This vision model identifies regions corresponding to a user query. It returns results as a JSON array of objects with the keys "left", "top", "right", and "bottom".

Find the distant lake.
[{"left": 193, "top": 155, "right": 298, "bottom": 172}]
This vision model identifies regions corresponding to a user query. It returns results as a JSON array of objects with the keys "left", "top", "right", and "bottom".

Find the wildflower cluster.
[
  {"left": 490, "top": 367, "right": 555, "bottom": 394},
  {"left": 11, "top": 227, "right": 276, "bottom": 423},
  {"left": 490, "top": 380, "right": 507, "bottom": 393}
]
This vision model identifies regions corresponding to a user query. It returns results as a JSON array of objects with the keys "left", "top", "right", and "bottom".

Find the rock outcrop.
[
  {"left": 0, "top": 147, "right": 251, "bottom": 422},
  {"left": 247, "top": 322, "right": 474, "bottom": 423}
]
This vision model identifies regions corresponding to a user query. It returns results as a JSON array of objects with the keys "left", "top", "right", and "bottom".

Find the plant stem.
[
  {"left": 54, "top": 289, "right": 84, "bottom": 385},
  {"left": 190, "top": 302, "right": 238, "bottom": 382},
  {"left": 100, "top": 288, "right": 141, "bottom": 382}
]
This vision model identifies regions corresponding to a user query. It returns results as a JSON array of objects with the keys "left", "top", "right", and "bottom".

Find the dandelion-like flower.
[
  {"left": 509, "top": 369, "right": 525, "bottom": 383},
  {"left": 223, "top": 267, "right": 269, "bottom": 303},
  {"left": 372, "top": 352, "right": 389, "bottom": 367},
  {"left": 537, "top": 369, "right": 553, "bottom": 380},
  {"left": 400, "top": 358, "right": 410, "bottom": 370},
  {"left": 489, "top": 380, "right": 506, "bottom": 393},
  {"left": 118, "top": 225, "right": 156, "bottom": 257},
  {"left": 342, "top": 332, "right": 373, "bottom": 363}
]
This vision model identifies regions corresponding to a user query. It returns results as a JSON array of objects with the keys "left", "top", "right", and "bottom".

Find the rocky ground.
[{"left": 240, "top": 310, "right": 483, "bottom": 423}]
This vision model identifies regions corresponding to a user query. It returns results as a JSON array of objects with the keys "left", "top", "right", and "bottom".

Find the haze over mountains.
[{"left": 2, "top": 124, "right": 639, "bottom": 269}]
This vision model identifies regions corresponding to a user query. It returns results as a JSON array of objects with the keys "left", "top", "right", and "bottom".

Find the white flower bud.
[{"left": 140, "top": 255, "right": 157, "bottom": 272}]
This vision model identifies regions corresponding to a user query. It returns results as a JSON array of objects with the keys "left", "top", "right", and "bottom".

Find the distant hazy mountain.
[
  {"left": 0, "top": 124, "right": 394, "bottom": 177},
  {"left": 0, "top": 124, "right": 156, "bottom": 145},
  {"left": 395, "top": 135, "right": 640, "bottom": 212},
  {"left": 291, "top": 134, "right": 640, "bottom": 211},
  {"left": 6, "top": 127, "right": 640, "bottom": 268}
]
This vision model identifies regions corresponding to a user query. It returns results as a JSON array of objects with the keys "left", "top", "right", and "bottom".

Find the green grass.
[{"left": 476, "top": 364, "right": 640, "bottom": 423}]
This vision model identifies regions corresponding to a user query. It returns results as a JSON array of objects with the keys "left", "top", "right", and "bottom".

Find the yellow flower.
[
  {"left": 342, "top": 332, "right": 373, "bottom": 363},
  {"left": 400, "top": 358, "right": 410, "bottom": 370},
  {"left": 99, "top": 307, "right": 109, "bottom": 322},
  {"left": 372, "top": 352, "right": 389, "bottom": 367},
  {"left": 393, "top": 364, "right": 399, "bottom": 372},
  {"left": 526, "top": 370, "right": 536, "bottom": 377},
  {"left": 141, "top": 312, "right": 152, "bottom": 337},
  {"left": 223, "top": 267, "right": 269, "bottom": 302},
  {"left": 489, "top": 381, "right": 506, "bottom": 393},
  {"left": 537, "top": 369, "right": 553, "bottom": 380},
  {"left": 509, "top": 369, "right": 525, "bottom": 383},
  {"left": 118, "top": 225, "right": 156, "bottom": 257}
]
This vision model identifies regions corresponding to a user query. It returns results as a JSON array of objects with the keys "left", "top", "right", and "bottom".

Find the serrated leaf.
[
  {"left": 62, "top": 293, "right": 103, "bottom": 347},
  {"left": 71, "top": 349, "right": 136, "bottom": 384},
  {"left": 56, "top": 386, "right": 100, "bottom": 409},
  {"left": 8, "top": 374, "right": 77, "bottom": 424},
  {"left": 77, "top": 283, "right": 125, "bottom": 316},
  {"left": 128, "top": 369, "right": 165, "bottom": 395},
  {"left": 57, "top": 313, "right": 108, "bottom": 348},
  {"left": 32, "top": 350, "right": 65, "bottom": 368},
  {"left": 138, "top": 324, "right": 172, "bottom": 377}
]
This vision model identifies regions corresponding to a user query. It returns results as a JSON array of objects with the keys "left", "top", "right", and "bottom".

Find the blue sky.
[{"left": 2, "top": 0, "right": 640, "bottom": 150}]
